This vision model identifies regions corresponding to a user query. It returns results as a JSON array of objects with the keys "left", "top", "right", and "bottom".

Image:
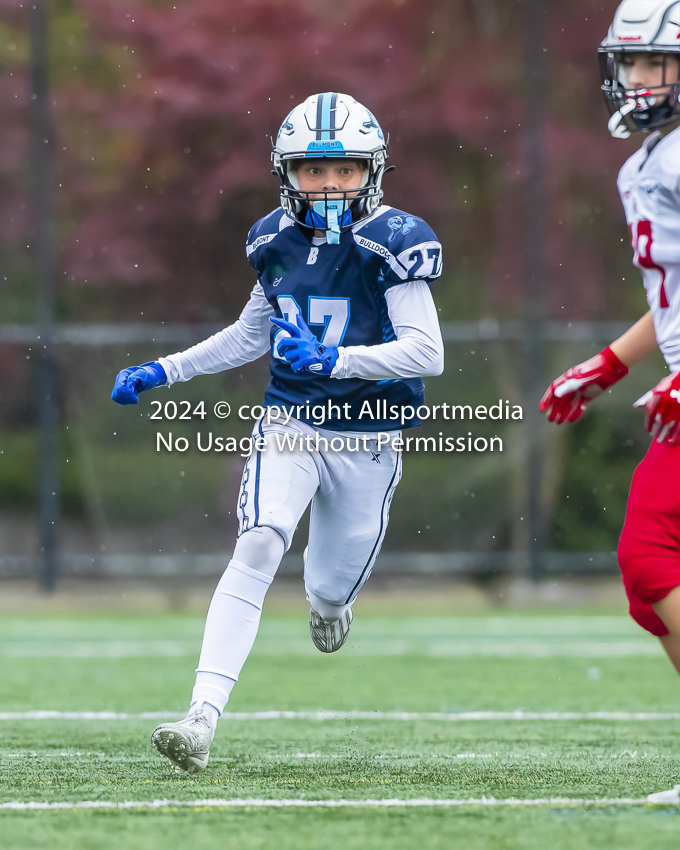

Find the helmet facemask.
[
  {"left": 273, "top": 151, "right": 387, "bottom": 243},
  {"left": 599, "top": 50, "right": 680, "bottom": 138},
  {"left": 271, "top": 93, "right": 389, "bottom": 242}
]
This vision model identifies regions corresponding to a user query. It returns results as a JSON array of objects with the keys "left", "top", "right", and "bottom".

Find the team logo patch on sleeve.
[{"left": 387, "top": 215, "right": 417, "bottom": 242}]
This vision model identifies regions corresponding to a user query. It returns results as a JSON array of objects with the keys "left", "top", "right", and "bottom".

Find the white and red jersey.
[{"left": 618, "top": 126, "right": 680, "bottom": 371}]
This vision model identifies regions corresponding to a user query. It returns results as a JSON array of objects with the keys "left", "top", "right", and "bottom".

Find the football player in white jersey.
[
  {"left": 110, "top": 93, "right": 444, "bottom": 773},
  {"left": 540, "top": 0, "right": 680, "bottom": 803}
]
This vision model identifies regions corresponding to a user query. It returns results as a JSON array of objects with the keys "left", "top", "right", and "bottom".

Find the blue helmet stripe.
[
  {"left": 320, "top": 92, "right": 332, "bottom": 141},
  {"left": 329, "top": 92, "right": 338, "bottom": 139},
  {"left": 315, "top": 94, "right": 323, "bottom": 141}
]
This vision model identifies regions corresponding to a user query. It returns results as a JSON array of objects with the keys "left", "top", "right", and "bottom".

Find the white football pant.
[
  {"left": 191, "top": 417, "right": 402, "bottom": 715},
  {"left": 238, "top": 416, "right": 402, "bottom": 605}
]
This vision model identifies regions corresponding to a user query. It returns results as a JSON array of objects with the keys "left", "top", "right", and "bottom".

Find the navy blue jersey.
[{"left": 246, "top": 205, "right": 443, "bottom": 430}]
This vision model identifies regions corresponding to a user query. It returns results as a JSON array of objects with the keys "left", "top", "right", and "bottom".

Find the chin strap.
[{"left": 608, "top": 99, "right": 637, "bottom": 139}]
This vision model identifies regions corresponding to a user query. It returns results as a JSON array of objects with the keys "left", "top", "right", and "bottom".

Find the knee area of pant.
[
  {"left": 306, "top": 588, "right": 350, "bottom": 622},
  {"left": 234, "top": 526, "right": 286, "bottom": 572}
]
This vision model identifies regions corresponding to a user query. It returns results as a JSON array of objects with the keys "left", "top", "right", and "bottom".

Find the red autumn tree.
[{"left": 0, "top": 0, "right": 635, "bottom": 323}]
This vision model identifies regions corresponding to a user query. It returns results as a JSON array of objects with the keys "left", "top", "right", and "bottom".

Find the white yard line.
[
  {"left": 4, "top": 752, "right": 110, "bottom": 758},
  {"left": 0, "top": 616, "right": 650, "bottom": 638},
  {"left": 0, "top": 796, "right": 653, "bottom": 810},
  {"left": 0, "top": 711, "right": 180, "bottom": 720},
  {"left": 1, "top": 642, "right": 192, "bottom": 659},
  {"left": 2, "top": 751, "right": 658, "bottom": 761},
  {"left": 0, "top": 641, "right": 663, "bottom": 658},
  {"left": 1, "top": 710, "right": 679, "bottom": 721}
]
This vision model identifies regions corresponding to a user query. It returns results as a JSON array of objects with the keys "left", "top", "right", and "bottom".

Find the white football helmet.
[
  {"left": 272, "top": 93, "right": 388, "bottom": 242},
  {"left": 599, "top": 0, "right": 680, "bottom": 138}
]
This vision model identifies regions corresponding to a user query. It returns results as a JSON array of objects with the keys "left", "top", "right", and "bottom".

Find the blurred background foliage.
[{"left": 0, "top": 0, "right": 668, "bottom": 562}]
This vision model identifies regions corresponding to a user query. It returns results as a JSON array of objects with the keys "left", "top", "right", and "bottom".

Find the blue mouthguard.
[{"left": 304, "top": 200, "right": 351, "bottom": 244}]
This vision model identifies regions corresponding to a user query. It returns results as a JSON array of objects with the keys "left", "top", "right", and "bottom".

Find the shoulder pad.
[
  {"left": 246, "top": 208, "right": 294, "bottom": 261},
  {"left": 353, "top": 207, "right": 442, "bottom": 284}
]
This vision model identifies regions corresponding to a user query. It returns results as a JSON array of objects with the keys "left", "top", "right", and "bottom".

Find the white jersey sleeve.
[
  {"left": 618, "top": 127, "right": 680, "bottom": 371},
  {"left": 331, "top": 280, "right": 444, "bottom": 380},
  {"left": 159, "top": 283, "right": 273, "bottom": 385}
]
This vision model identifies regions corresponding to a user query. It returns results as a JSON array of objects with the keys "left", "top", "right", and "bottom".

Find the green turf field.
[{"left": 1, "top": 611, "right": 680, "bottom": 849}]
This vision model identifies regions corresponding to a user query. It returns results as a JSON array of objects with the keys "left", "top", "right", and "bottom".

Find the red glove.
[
  {"left": 643, "top": 371, "right": 680, "bottom": 443},
  {"left": 540, "top": 347, "right": 628, "bottom": 424}
]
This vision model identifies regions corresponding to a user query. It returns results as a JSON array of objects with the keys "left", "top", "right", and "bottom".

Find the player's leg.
[
  {"left": 151, "top": 528, "right": 286, "bottom": 774},
  {"left": 617, "top": 441, "right": 680, "bottom": 802},
  {"left": 189, "top": 527, "right": 285, "bottom": 709},
  {"left": 304, "top": 431, "right": 402, "bottom": 652},
  {"left": 192, "top": 417, "right": 320, "bottom": 703},
  {"left": 653, "top": 588, "right": 680, "bottom": 674},
  {"left": 618, "top": 440, "right": 680, "bottom": 664},
  {"left": 628, "top": 581, "right": 680, "bottom": 801},
  {"left": 152, "top": 418, "right": 320, "bottom": 771},
  {"left": 306, "top": 557, "right": 355, "bottom": 654}
]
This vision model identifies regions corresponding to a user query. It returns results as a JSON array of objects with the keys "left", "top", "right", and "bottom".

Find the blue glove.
[
  {"left": 111, "top": 361, "right": 167, "bottom": 405},
  {"left": 270, "top": 314, "right": 339, "bottom": 375}
]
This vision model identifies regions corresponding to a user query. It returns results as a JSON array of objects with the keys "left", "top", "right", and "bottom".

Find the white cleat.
[
  {"left": 151, "top": 703, "right": 215, "bottom": 774},
  {"left": 309, "top": 606, "right": 353, "bottom": 653},
  {"left": 647, "top": 784, "right": 680, "bottom": 803}
]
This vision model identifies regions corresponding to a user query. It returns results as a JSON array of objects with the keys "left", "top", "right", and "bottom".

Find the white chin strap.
[{"left": 608, "top": 100, "right": 637, "bottom": 139}]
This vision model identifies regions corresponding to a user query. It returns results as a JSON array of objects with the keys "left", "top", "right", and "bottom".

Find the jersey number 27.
[{"left": 273, "top": 295, "right": 350, "bottom": 360}]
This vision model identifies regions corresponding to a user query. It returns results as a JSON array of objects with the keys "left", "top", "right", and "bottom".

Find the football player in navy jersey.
[{"left": 111, "top": 92, "right": 444, "bottom": 773}]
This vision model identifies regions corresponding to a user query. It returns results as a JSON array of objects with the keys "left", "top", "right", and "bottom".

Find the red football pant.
[{"left": 618, "top": 439, "right": 680, "bottom": 637}]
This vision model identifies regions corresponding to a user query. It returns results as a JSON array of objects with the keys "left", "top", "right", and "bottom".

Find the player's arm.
[
  {"left": 270, "top": 280, "right": 443, "bottom": 379},
  {"left": 609, "top": 311, "right": 658, "bottom": 366},
  {"left": 159, "top": 283, "right": 273, "bottom": 384},
  {"left": 540, "top": 310, "right": 656, "bottom": 424},
  {"left": 623, "top": 314, "right": 680, "bottom": 444},
  {"left": 333, "top": 281, "right": 443, "bottom": 379},
  {"left": 111, "top": 283, "right": 273, "bottom": 404}
]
